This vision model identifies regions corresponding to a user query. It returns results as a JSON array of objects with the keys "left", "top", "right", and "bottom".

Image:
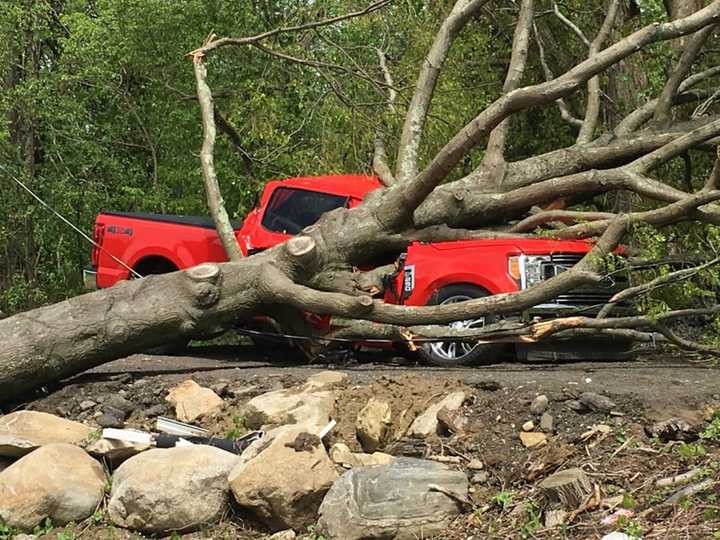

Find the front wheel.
[{"left": 418, "top": 284, "right": 506, "bottom": 366}]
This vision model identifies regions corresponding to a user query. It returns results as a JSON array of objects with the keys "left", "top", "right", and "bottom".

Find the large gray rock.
[
  {"left": 317, "top": 458, "right": 468, "bottom": 540},
  {"left": 0, "top": 411, "right": 94, "bottom": 457},
  {"left": 229, "top": 426, "right": 338, "bottom": 531},
  {"left": 108, "top": 445, "right": 238, "bottom": 533},
  {"left": 0, "top": 444, "right": 105, "bottom": 530}
]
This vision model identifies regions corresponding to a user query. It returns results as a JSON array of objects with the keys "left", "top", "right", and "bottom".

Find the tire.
[{"left": 418, "top": 284, "right": 506, "bottom": 367}]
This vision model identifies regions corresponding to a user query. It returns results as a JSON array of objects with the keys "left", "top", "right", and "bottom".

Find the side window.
[{"left": 261, "top": 188, "right": 349, "bottom": 234}]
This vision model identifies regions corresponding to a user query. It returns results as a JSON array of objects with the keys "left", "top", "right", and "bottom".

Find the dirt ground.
[{"left": 4, "top": 344, "right": 720, "bottom": 540}]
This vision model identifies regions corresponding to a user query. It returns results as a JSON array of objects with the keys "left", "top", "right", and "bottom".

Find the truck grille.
[{"left": 541, "top": 253, "right": 628, "bottom": 312}]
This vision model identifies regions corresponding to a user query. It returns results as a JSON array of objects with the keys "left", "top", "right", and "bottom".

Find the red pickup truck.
[{"left": 86, "top": 175, "right": 627, "bottom": 364}]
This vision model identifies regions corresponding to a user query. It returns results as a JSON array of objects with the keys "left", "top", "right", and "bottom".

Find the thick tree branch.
[
  {"left": 373, "top": 49, "right": 397, "bottom": 187},
  {"left": 192, "top": 49, "right": 244, "bottom": 261},
  {"left": 394, "top": 0, "right": 488, "bottom": 183},
  {"left": 382, "top": 1, "right": 720, "bottom": 229}
]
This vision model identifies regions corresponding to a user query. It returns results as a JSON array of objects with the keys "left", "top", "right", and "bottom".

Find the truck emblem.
[{"left": 403, "top": 265, "right": 415, "bottom": 294}]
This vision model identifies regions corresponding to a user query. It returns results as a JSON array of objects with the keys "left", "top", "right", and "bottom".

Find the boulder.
[
  {"left": 229, "top": 426, "right": 338, "bottom": 531},
  {"left": 0, "top": 411, "right": 94, "bottom": 457},
  {"left": 329, "top": 443, "right": 395, "bottom": 469},
  {"left": 0, "top": 444, "right": 105, "bottom": 530},
  {"left": 317, "top": 458, "right": 469, "bottom": 540},
  {"left": 243, "top": 387, "right": 334, "bottom": 431},
  {"left": 530, "top": 394, "right": 549, "bottom": 415},
  {"left": 408, "top": 392, "right": 466, "bottom": 438},
  {"left": 165, "top": 380, "right": 224, "bottom": 422},
  {"left": 108, "top": 445, "right": 238, "bottom": 533},
  {"left": 356, "top": 398, "right": 392, "bottom": 452}
]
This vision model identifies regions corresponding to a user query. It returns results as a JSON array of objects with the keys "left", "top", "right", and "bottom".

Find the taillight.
[{"left": 92, "top": 224, "right": 105, "bottom": 266}]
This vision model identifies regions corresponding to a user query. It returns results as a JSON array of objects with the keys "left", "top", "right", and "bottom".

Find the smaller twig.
[
  {"left": 663, "top": 479, "right": 716, "bottom": 506},
  {"left": 655, "top": 467, "right": 705, "bottom": 488}
]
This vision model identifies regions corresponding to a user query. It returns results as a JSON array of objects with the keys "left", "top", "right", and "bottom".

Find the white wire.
[{"left": 3, "top": 165, "right": 143, "bottom": 279}]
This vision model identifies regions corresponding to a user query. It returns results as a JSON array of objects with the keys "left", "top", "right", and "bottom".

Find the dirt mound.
[{"left": 331, "top": 374, "right": 470, "bottom": 451}]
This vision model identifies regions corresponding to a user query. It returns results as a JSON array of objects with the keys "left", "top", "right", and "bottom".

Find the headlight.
[{"left": 508, "top": 255, "right": 550, "bottom": 289}]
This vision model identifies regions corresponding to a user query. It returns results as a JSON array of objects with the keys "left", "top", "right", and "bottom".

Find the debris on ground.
[{"left": 2, "top": 362, "right": 720, "bottom": 539}]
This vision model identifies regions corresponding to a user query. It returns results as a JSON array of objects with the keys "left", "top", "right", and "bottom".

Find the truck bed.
[{"left": 102, "top": 211, "right": 241, "bottom": 230}]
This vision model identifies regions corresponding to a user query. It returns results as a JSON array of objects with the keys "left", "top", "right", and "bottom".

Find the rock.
[
  {"left": 466, "top": 458, "right": 483, "bottom": 470},
  {"left": 13, "top": 535, "right": 37, "bottom": 540},
  {"left": 0, "top": 443, "right": 105, "bottom": 530},
  {"left": 540, "top": 413, "right": 555, "bottom": 433},
  {"left": 0, "top": 411, "right": 94, "bottom": 457},
  {"left": 229, "top": 426, "right": 338, "bottom": 531},
  {"left": 229, "top": 384, "right": 259, "bottom": 398},
  {"left": 329, "top": 443, "right": 395, "bottom": 468},
  {"left": 645, "top": 417, "right": 699, "bottom": 442},
  {"left": 103, "top": 395, "right": 136, "bottom": 418},
  {"left": 356, "top": 398, "right": 392, "bottom": 452},
  {"left": 522, "top": 420, "right": 535, "bottom": 432},
  {"left": 317, "top": 458, "right": 469, "bottom": 540},
  {"left": 144, "top": 404, "right": 165, "bottom": 418},
  {"left": 79, "top": 400, "right": 97, "bottom": 411},
  {"left": 209, "top": 381, "right": 230, "bottom": 397},
  {"left": 86, "top": 437, "right": 149, "bottom": 463},
  {"left": 108, "top": 445, "right": 237, "bottom": 533},
  {"left": 471, "top": 471, "right": 489, "bottom": 484},
  {"left": 530, "top": 394, "right": 549, "bottom": 415},
  {"left": 243, "top": 382, "right": 335, "bottom": 431},
  {"left": 437, "top": 406, "right": 468, "bottom": 435},
  {"left": 566, "top": 400, "right": 585, "bottom": 412},
  {"left": 579, "top": 392, "right": 616, "bottom": 413},
  {"left": 408, "top": 391, "right": 466, "bottom": 438},
  {"left": 96, "top": 412, "right": 124, "bottom": 428},
  {"left": 519, "top": 432, "right": 547, "bottom": 448},
  {"left": 269, "top": 531, "right": 297, "bottom": 540},
  {"left": 305, "top": 371, "right": 348, "bottom": 390},
  {"left": 165, "top": 380, "right": 224, "bottom": 422}
]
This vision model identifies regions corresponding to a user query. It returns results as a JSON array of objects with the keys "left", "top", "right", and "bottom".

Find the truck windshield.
[{"left": 261, "top": 187, "right": 349, "bottom": 235}]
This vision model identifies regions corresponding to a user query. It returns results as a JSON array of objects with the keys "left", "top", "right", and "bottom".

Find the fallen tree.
[{"left": 3, "top": 0, "right": 720, "bottom": 401}]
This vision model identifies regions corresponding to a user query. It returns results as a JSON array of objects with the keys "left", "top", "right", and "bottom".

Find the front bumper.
[{"left": 83, "top": 265, "right": 98, "bottom": 290}]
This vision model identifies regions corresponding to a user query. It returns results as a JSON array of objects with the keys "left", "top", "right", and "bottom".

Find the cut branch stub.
[
  {"left": 285, "top": 236, "right": 316, "bottom": 260},
  {"left": 539, "top": 468, "right": 592, "bottom": 510}
]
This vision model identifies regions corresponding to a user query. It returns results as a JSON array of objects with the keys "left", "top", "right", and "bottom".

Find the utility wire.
[{"left": 2, "top": 165, "right": 143, "bottom": 279}]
